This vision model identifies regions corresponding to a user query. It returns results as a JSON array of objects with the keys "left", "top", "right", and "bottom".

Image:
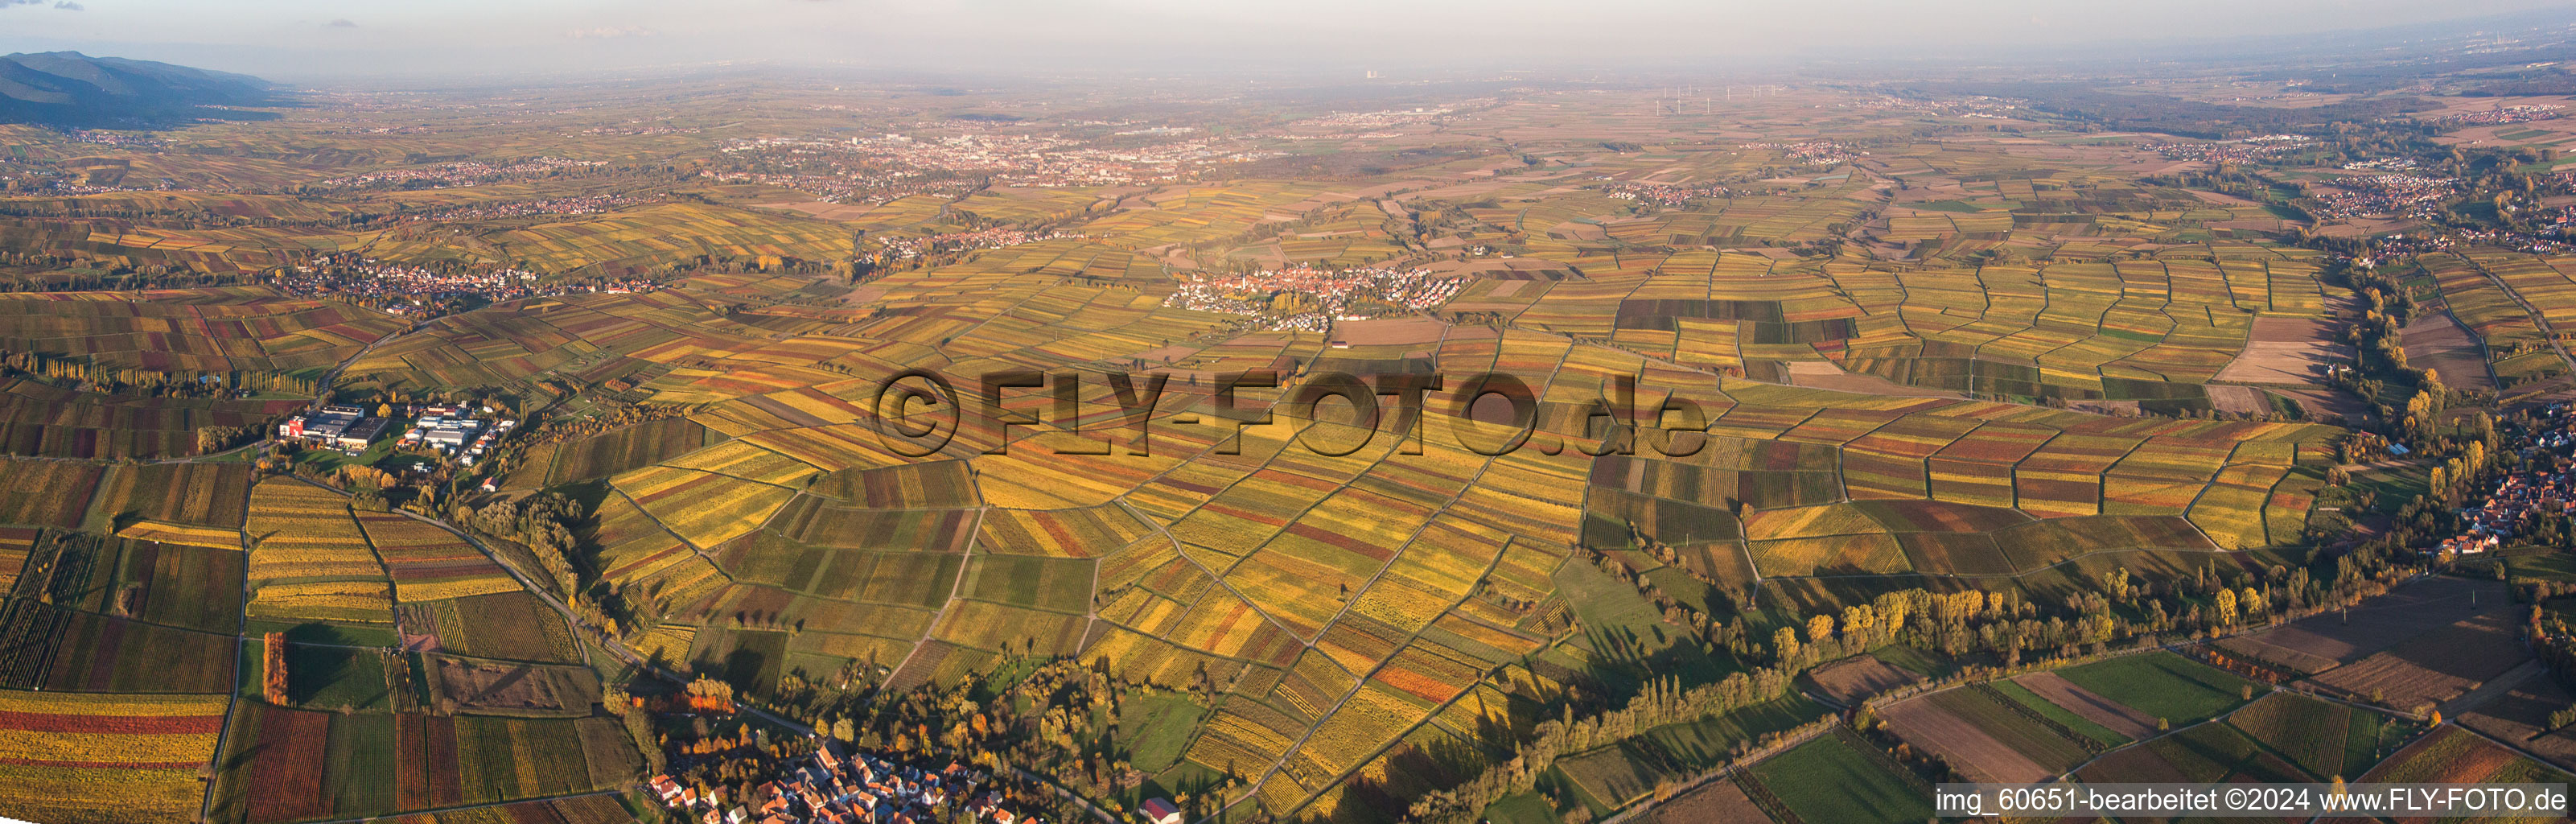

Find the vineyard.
[
  {"left": 244, "top": 479, "right": 393, "bottom": 624},
  {"left": 0, "top": 690, "right": 228, "bottom": 824},
  {"left": 3, "top": 58, "right": 2574, "bottom": 824}
]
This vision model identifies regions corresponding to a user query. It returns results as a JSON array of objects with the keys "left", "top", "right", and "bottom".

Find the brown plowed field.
[
  {"left": 2214, "top": 317, "right": 2352, "bottom": 385},
  {"left": 1803, "top": 654, "right": 1918, "bottom": 705},
  {"left": 2306, "top": 609, "right": 2528, "bottom": 711},
  {"left": 1648, "top": 777, "right": 1774, "bottom": 824},
  {"left": 2222, "top": 577, "right": 2502, "bottom": 674},
  {"left": 2402, "top": 313, "right": 2496, "bottom": 390},
  {"left": 1879, "top": 694, "right": 2051, "bottom": 784},
  {"left": 2456, "top": 665, "right": 2576, "bottom": 771}
]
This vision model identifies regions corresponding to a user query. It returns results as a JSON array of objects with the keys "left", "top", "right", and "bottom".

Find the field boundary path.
[
  {"left": 2466, "top": 257, "right": 2576, "bottom": 379},
  {"left": 876, "top": 506, "right": 987, "bottom": 694},
  {"left": 2438, "top": 657, "right": 2541, "bottom": 719},
  {"left": 389, "top": 481, "right": 1127, "bottom": 824},
  {"left": 1209, "top": 337, "right": 1579, "bottom": 822},
  {"left": 1012, "top": 767, "right": 1118, "bottom": 824},
  {"left": 1619, "top": 576, "right": 2534, "bottom": 824},
  {"left": 290, "top": 789, "right": 623, "bottom": 824},
  {"left": 1592, "top": 721, "right": 1834, "bottom": 824}
]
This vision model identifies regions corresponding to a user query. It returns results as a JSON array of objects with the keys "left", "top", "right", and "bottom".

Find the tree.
[{"left": 261, "top": 632, "right": 290, "bottom": 705}]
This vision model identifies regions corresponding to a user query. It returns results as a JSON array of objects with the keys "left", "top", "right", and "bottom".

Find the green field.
[
  {"left": 1555, "top": 692, "right": 1826, "bottom": 811},
  {"left": 1644, "top": 694, "right": 1827, "bottom": 768},
  {"left": 1554, "top": 740, "right": 1669, "bottom": 811},
  {"left": 2054, "top": 652, "right": 2254, "bottom": 727},
  {"left": 1992, "top": 679, "right": 2130, "bottom": 748},
  {"left": 1123, "top": 692, "right": 1212, "bottom": 773},
  {"left": 1749, "top": 728, "right": 1931, "bottom": 824},
  {"left": 1480, "top": 791, "right": 1559, "bottom": 824},
  {"left": 287, "top": 642, "right": 397, "bottom": 711},
  {"left": 1553, "top": 558, "right": 1725, "bottom": 691},
  {"left": 1925, "top": 686, "right": 2094, "bottom": 772},
  {"left": 960, "top": 554, "right": 1097, "bottom": 614},
  {"left": 2224, "top": 692, "right": 2408, "bottom": 781}
]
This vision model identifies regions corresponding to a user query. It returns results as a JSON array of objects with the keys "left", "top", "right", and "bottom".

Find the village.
[
  {"left": 1739, "top": 140, "right": 1865, "bottom": 166},
  {"left": 420, "top": 192, "right": 664, "bottom": 220},
  {"left": 2311, "top": 171, "right": 2458, "bottom": 220},
  {"left": 2439, "top": 402, "right": 2576, "bottom": 559},
  {"left": 877, "top": 228, "right": 1084, "bottom": 260},
  {"left": 274, "top": 253, "right": 658, "bottom": 317},
  {"left": 313, "top": 155, "right": 606, "bottom": 190},
  {"left": 2434, "top": 102, "right": 2566, "bottom": 126},
  {"left": 1606, "top": 179, "right": 1733, "bottom": 208},
  {"left": 2144, "top": 134, "right": 2312, "bottom": 164},
  {"left": 713, "top": 130, "right": 1284, "bottom": 192},
  {"left": 646, "top": 740, "right": 1187, "bottom": 824},
  {"left": 1159, "top": 265, "right": 1463, "bottom": 332}
]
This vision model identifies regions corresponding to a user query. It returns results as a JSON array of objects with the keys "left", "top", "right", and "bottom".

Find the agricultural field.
[
  {"left": 2357, "top": 724, "right": 2576, "bottom": 809},
  {"left": 2001, "top": 671, "right": 2151, "bottom": 744},
  {"left": 0, "top": 293, "right": 401, "bottom": 376},
  {"left": 0, "top": 690, "right": 229, "bottom": 824},
  {"left": 0, "top": 459, "right": 103, "bottom": 527},
  {"left": 1553, "top": 694, "right": 1823, "bottom": 811},
  {"left": 1742, "top": 728, "right": 1932, "bottom": 824},
  {"left": 2222, "top": 691, "right": 2409, "bottom": 781},
  {"left": 393, "top": 592, "right": 586, "bottom": 664},
  {"left": 2051, "top": 652, "right": 2256, "bottom": 728},
  {"left": 357, "top": 513, "right": 518, "bottom": 602},
  {"left": 2303, "top": 608, "right": 2527, "bottom": 711},
  {"left": 10, "top": 531, "right": 244, "bottom": 633},
  {"left": 207, "top": 702, "right": 636, "bottom": 824},
  {"left": 5, "top": 47, "right": 2573, "bottom": 824},
  {"left": 243, "top": 479, "right": 393, "bottom": 625},
  {"left": 2216, "top": 577, "right": 2527, "bottom": 711},
  {"left": 0, "top": 378, "right": 302, "bottom": 459},
  {"left": 506, "top": 415, "right": 719, "bottom": 489},
  {"left": 1878, "top": 684, "right": 2092, "bottom": 784},
  {"left": 2074, "top": 716, "right": 2310, "bottom": 787}
]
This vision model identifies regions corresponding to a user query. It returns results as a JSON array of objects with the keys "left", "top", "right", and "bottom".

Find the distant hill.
[{"left": 0, "top": 52, "right": 274, "bottom": 127}]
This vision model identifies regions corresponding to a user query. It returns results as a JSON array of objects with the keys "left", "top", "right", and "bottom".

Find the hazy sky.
[{"left": 0, "top": 0, "right": 2569, "bottom": 83}]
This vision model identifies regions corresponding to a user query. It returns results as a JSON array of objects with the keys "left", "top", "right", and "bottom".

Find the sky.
[{"left": 0, "top": 0, "right": 2570, "bottom": 84}]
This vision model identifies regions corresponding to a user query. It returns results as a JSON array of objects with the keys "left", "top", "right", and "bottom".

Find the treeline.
[
  {"left": 0, "top": 259, "right": 265, "bottom": 292},
  {"left": 1592, "top": 521, "right": 2347, "bottom": 669},
  {"left": 1406, "top": 670, "right": 1800, "bottom": 824},
  {"left": 475, "top": 399, "right": 690, "bottom": 485},
  {"left": 2325, "top": 259, "right": 2471, "bottom": 448},
  {"left": 781, "top": 657, "right": 1234, "bottom": 824},
  {"left": 0, "top": 348, "right": 318, "bottom": 402}
]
